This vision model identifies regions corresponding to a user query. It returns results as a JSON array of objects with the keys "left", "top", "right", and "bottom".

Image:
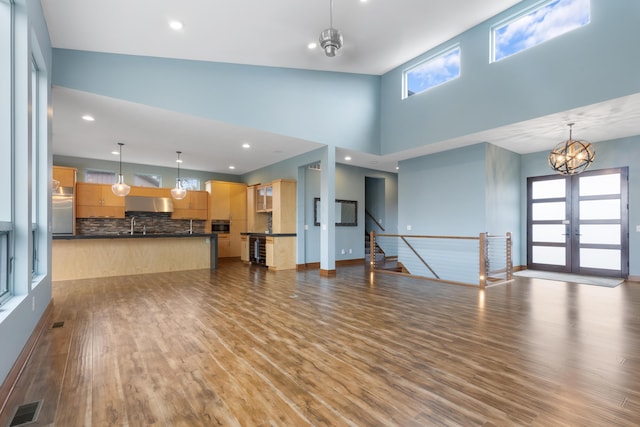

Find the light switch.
[
  {"left": 636, "top": 225, "right": 640, "bottom": 232},
  {"left": 407, "top": 225, "right": 412, "bottom": 231}
]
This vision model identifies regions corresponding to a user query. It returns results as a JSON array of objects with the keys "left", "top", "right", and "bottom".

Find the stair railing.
[{"left": 370, "top": 231, "right": 512, "bottom": 289}]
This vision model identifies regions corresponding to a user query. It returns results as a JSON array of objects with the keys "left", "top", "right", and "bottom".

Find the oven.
[{"left": 211, "top": 220, "right": 230, "bottom": 233}]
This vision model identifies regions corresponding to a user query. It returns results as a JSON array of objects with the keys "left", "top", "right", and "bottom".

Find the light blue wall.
[
  {"left": 53, "top": 155, "right": 239, "bottom": 188},
  {"left": 52, "top": 49, "right": 381, "bottom": 154},
  {"left": 251, "top": 154, "right": 398, "bottom": 264},
  {"left": 399, "top": 144, "right": 487, "bottom": 236},
  {"left": 485, "top": 143, "right": 521, "bottom": 266},
  {"left": 520, "top": 136, "right": 640, "bottom": 277},
  {"left": 0, "top": 0, "right": 53, "bottom": 387},
  {"left": 380, "top": 0, "right": 640, "bottom": 155}
]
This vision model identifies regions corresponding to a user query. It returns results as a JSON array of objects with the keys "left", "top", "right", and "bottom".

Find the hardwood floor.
[{"left": 2, "top": 260, "right": 640, "bottom": 426}]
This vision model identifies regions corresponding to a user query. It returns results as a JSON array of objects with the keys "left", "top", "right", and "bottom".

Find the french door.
[{"left": 527, "top": 167, "right": 628, "bottom": 278}]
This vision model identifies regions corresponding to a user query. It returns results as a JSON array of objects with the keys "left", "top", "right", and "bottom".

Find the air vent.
[
  {"left": 51, "top": 321, "right": 64, "bottom": 329},
  {"left": 10, "top": 400, "right": 42, "bottom": 426},
  {"left": 308, "top": 162, "right": 321, "bottom": 171}
]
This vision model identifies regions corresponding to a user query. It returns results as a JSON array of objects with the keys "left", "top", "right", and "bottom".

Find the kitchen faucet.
[
  {"left": 189, "top": 219, "right": 193, "bottom": 235},
  {"left": 130, "top": 216, "right": 135, "bottom": 235}
]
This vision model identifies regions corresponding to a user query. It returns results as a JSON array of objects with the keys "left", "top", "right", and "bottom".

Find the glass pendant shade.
[
  {"left": 112, "top": 142, "right": 130, "bottom": 196},
  {"left": 171, "top": 151, "right": 188, "bottom": 200},
  {"left": 112, "top": 174, "right": 131, "bottom": 197},
  {"left": 171, "top": 178, "right": 187, "bottom": 200}
]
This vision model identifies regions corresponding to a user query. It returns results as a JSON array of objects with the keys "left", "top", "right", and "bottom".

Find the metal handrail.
[{"left": 369, "top": 231, "right": 512, "bottom": 289}]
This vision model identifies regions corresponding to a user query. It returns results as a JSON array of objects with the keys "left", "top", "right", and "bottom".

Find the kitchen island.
[{"left": 52, "top": 233, "right": 218, "bottom": 281}]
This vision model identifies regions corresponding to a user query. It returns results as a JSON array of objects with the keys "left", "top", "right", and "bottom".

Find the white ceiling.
[{"left": 41, "top": 0, "right": 640, "bottom": 174}]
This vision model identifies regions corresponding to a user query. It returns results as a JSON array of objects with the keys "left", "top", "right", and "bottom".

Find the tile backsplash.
[{"left": 76, "top": 212, "right": 206, "bottom": 235}]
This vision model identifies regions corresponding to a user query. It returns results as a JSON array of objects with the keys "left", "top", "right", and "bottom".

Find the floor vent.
[
  {"left": 10, "top": 400, "right": 42, "bottom": 426},
  {"left": 51, "top": 321, "right": 64, "bottom": 329}
]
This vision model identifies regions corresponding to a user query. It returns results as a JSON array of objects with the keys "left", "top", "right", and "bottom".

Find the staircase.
[{"left": 365, "top": 232, "right": 402, "bottom": 271}]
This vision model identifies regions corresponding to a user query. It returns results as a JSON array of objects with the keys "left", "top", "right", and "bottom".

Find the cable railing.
[{"left": 369, "top": 231, "right": 512, "bottom": 289}]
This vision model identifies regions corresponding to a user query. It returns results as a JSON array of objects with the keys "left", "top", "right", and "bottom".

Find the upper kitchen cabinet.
[
  {"left": 171, "top": 190, "right": 208, "bottom": 220},
  {"left": 206, "top": 180, "right": 247, "bottom": 257},
  {"left": 248, "top": 179, "right": 296, "bottom": 234},
  {"left": 53, "top": 166, "right": 77, "bottom": 188},
  {"left": 271, "top": 179, "right": 296, "bottom": 233},
  {"left": 255, "top": 184, "right": 273, "bottom": 212},
  {"left": 76, "top": 182, "right": 125, "bottom": 218}
]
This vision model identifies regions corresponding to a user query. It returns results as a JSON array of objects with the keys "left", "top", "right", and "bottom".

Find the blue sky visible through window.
[
  {"left": 494, "top": 0, "right": 590, "bottom": 62},
  {"left": 405, "top": 46, "right": 460, "bottom": 98}
]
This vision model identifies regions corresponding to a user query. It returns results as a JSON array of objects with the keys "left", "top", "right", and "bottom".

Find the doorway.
[{"left": 527, "top": 167, "right": 628, "bottom": 278}]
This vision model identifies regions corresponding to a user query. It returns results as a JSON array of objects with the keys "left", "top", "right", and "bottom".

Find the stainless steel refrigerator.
[{"left": 52, "top": 186, "right": 74, "bottom": 235}]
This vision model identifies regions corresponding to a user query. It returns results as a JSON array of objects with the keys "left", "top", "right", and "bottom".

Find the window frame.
[
  {"left": 402, "top": 44, "right": 461, "bottom": 99},
  {"left": 134, "top": 173, "right": 162, "bottom": 188},
  {"left": 490, "top": 0, "right": 591, "bottom": 63},
  {"left": 85, "top": 168, "right": 116, "bottom": 184}
]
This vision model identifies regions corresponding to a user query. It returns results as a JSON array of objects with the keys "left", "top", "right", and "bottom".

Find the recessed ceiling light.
[
  {"left": 169, "top": 21, "right": 183, "bottom": 30},
  {"left": 229, "top": 165, "right": 236, "bottom": 170},
  {"left": 344, "top": 156, "right": 352, "bottom": 161},
  {"left": 111, "top": 150, "right": 119, "bottom": 155},
  {"left": 176, "top": 158, "right": 183, "bottom": 163},
  {"left": 242, "top": 143, "right": 251, "bottom": 149},
  {"left": 308, "top": 42, "right": 317, "bottom": 49},
  {"left": 82, "top": 115, "right": 95, "bottom": 121},
  {"left": 396, "top": 166, "right": 400, "bottom": 170}
]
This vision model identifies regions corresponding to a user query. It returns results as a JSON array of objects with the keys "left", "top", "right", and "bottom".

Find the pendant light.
[
  {"left": 319, "top": 0, "right": 343, "bottom": 57},
  {"left": 171, "top": 151, "right": 187, "bottom": 200},
  {"left": 548, "top": 123, "right": 595, "bottom": 175},
  {"left": 112, "top": 142, "right": 131, "bottom": 196}
]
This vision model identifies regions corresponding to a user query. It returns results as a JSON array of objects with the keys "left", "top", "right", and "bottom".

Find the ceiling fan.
[{"left": 319, "top": 0, "right": 343, "bottom": 57}]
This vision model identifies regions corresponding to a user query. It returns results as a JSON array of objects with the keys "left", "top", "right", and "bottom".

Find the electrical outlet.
[
  {"left": 341, "top": 249, "right": 345, "bottom": 254},
  {"left": 637, "top": 225, "right": 640, "bottom": 232},
  {"left": 349, "top": 249, "right": 352, "bottom": 254},
  {"left": 407, "top": 225, "right": 412, "bottom": 231},
  {"left": 304, "top": 224, "right": 309, "bottom": 230}
]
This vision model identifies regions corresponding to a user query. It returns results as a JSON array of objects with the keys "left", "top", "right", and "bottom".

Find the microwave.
[{"left": 211, "top": 220, "right": 230, "bottom": 233}]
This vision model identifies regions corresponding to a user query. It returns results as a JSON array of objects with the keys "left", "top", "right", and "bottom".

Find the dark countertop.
[
  {"left": 53, "top": 233, "right": 218, "bottom": 240},
  {"left": 240, "top": 232, "right": 296, "bottom": 237}
]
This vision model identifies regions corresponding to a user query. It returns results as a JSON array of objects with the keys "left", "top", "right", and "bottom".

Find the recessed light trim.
[
  {"left": 307, "top": 42, "right": 317, "bottom": 49},
  {"left": 344, "top": 156, "right": 352, "bottom": 161},
  {"left": 82, "top": 115, "right": 95, "bottom": 121},
  {"left": 169, "top": 20, "right": 183, "bottom": 30},
  {"left": 229, "top": 165, "right": 236, "bottom": 170},
  {"left": 242, "top": 143, "right": 251, "bottom": 149}
]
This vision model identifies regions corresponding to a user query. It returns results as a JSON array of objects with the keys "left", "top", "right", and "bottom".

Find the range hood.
[{"left": 125, "top": 196, "right": 174, "bottom": 213}]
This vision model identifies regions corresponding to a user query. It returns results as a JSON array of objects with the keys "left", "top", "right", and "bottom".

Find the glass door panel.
[{"left": 527, "top": 168, "right": 628, "bottom": 278}]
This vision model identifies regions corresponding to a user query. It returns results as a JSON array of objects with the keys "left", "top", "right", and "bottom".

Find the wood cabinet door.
[
  {"left": 100, "top": 185, "right": 126, "bottom": 207},
  {"left": 76, "top": 182, "right": 103, "bottom": 206},
  {"left": 208, "top": 182, "right": 231, "bottom": 219},
  {"left": 218, "top": 234, "right": 231, "bottom": 258},
  {"left": 53, "top": 166, "right": 76, "bottom": 188},
  {"left": 190, "top": 191, "right": 208, "bottom": 211},
  {"left": 229, "top": 183, "right": 247, "bottom": 221}
]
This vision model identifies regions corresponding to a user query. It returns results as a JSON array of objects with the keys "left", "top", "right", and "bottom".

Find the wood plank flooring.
[{"left": 2, "top": 260, "right": 640, "bottom": 426}]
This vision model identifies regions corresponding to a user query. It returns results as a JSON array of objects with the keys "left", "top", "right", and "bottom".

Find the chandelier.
[{"left": 547, "top": 123, "right": 595, "bottom": 175}]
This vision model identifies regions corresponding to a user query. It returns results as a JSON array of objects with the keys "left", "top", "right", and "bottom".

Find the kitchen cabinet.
[
  {"left": 240, "top": 235, "right": 249, "bottom": 262},
  {"left": 265, "top": 235, "right": 296, "bottom": 270},
  {"left": 53, "top": 166, "right": 76, "bottom": 188},
  {"left": 255, "top": 184, "right": 273, "bottom": 212},
  {"left": 271, "top": 179, "right": 296, "bottom": 233},
  {"left": 206, "top": 181, "right": 247, "bottom": 257},
  {"left": 217, "top": 233, "right": 231, "bottom": 258},
  {"left": 76, "top": 182, "right": 125, "bottom": 218},
  {"left": 171, "top": 190, "right": 208, "bottom": 220}
]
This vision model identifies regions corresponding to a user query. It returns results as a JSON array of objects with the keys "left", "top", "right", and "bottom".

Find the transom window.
[
  {"left": 134, "top": 173, "right": 162, "bottom": 188},
  {"left": 403, "top": 45, "right": 460, "bottom": 99},
  {"left": 181, "top": 178, "right": 200, "bottom": 191},
  {"left": 85, "top": 169, "right": 116, "bottom": 184},
  {"left": 492, "top": 0, "right": 590, "bottom": 62}
]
